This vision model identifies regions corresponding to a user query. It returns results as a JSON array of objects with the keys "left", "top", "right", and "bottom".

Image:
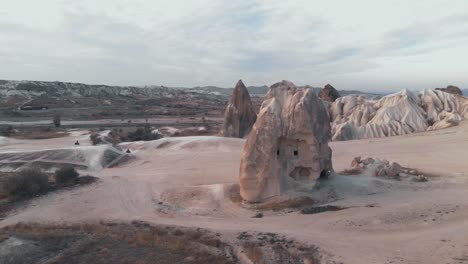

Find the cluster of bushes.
[
  {"left": 4, "top": 169, "right": 49, "bottom": 197},
  {"left": 126, "top": 124, "right": 162, "bottom": 141},
  {"left": 2, "top": 166, "right": 94, "bottom": 199},
  {"left": 90, "top": 124, "right": 162, "bottom": 146},
  {"left": 54, "top": 167, "right": 80, "bottom": 185}
]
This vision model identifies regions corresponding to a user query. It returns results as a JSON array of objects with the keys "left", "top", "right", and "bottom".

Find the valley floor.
[{"left": 1, "top": 122, "right": 468, "bottom": 263}]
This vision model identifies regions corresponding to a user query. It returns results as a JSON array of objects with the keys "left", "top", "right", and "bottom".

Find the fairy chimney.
[
  {"left": 221, "top": 80, "right": 257, "bottom": 138},
  {"left": 239, "top": 81, "right": 333, "bottom": 202}
]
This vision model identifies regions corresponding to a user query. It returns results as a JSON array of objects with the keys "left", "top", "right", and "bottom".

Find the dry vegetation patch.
[
  {"left": 0, "top": 223, "right": 328, "bottom": 264},
  {"left": 0, "top": 222, "right": 237, "bottom": 264},
  {"left": 338, "top": 168, "right": 363, "bottom": 176},
  {"left": 237, "top": 231, "right": 323, "bottom": 264},
  {"left": 0, "top": 168, "right": 98, "bottom": 221}
]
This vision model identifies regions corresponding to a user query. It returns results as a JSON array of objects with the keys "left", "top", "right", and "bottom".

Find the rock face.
[
  {"left": 221, "top": 80, "right": 257, "bottom": 138},
  {"left": 421, "top": 89, "right": 468, "bottom": 130},
  {"left": 436, "top": 85, "right": 463, "bottom": 96},
  {"left": 330, "top": 89, "right": 468, "bottom": 140},
  {"left": 239, "top": 81, "right": 333, "bottom": 202},
  {"left": 319, "top": 84, "right": 341, "bottom": 102}
]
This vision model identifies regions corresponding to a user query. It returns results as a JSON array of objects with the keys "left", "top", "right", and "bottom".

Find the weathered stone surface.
[
  {"left": 385, "top": 162, "right": 405, "bottom": 178},
  {"left": 221, "top": 80, "right": 257, "bottom": 138},
  {"left": 436, "top": 85, "right": 463, "bottom": 96},
  {"left": 319, "top": 84, "right": 341, "bottom": 102},
  {"left": 351, "top": 156, "right": 361, "bottom": 168},
  {"left": 239, "top": 80, "right": 333, "bottom": 202},
  {"left": 349, "top": 157, "right": 422, "bottom": 180},
  {"left": 329, "top": 89, "right": 468, "bottom": 141}
]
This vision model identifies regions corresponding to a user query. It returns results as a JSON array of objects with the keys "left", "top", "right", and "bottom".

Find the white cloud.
[{"left": 0, "top": 0, "right": 467, "bottom": 91}]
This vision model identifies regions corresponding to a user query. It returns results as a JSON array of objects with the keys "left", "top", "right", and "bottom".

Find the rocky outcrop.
[
  {"left": 221, "top": 80, "right": 257, "bottom": 138},
  {"left": 420, "top": 89, "right": 468, "bottom": 129},
  {"left": 319, "top": 84, "right": 341, "bottom": 102},
  {"left": 349, "top": 156, "right": 426, "bottom": 181},
  {"left": 331, "top": 90, "right": 428, "bottom": 140},
  {"left": 330, "top": 89, "right": 468, "bottom": 141},
  {"left": 239, "top": 81, "right": 333, "bottom": 202},
  {"left": 436, "top": 85, "right": 463, "bottom": 96}
]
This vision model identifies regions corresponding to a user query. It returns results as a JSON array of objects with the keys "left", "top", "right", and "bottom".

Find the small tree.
[
  {"left": 4, "top": 168, "right": 50, "bottom": 197},
  {"left": 53, "top": 113, "right": 61, "bottom": 128},
  {"left": 54, "top": 166, "right": 79, "bottom": 185}
]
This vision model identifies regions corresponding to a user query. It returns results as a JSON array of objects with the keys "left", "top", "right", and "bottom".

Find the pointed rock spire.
[{"left": 221, "top": 80, "right": 257, "bottom": 138}]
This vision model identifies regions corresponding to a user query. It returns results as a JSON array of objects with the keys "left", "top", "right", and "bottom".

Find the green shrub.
[
  {"left": 5, "top": 168, "right": 50, "bottom": 197},
  {"left": 55, "top": 166, "right": 79, "bottom": 185}
]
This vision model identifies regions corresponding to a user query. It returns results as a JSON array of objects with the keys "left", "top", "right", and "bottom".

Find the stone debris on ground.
[{"left": 350, "top": 156, "right": 428, "bottom": 181}]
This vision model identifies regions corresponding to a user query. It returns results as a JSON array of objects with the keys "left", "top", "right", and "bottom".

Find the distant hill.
[
  {"left": 338, "top": 90, "right": 384, "bottom": 100},
  {"left": 0, "top": 80, "right": 226, "bottom": 110},
  {"left": 0, "top": 80, "right": 185, "bottom": 99},
  {"left": 188, "top": 85, "right": 384, "bottom": 99},
  {"left": 187, "top": 85, "right": 269, "bottom": 97},
  {"left": 463, "top": 89, "right": 468, "bottom": 96},
  {"left": 0, "top": 79, "right": 385, "bottom": 108}
]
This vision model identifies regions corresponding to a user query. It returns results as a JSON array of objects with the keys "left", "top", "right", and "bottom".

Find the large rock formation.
[
  {"left": 330, "top": 89, "right": 468, "bottom": 140},
  {"left": 421, "top": 89, "right": 468, "bottom": 130},
  {"left": 239, "top": 81, "right": 333, "bottom": 202},
  {"left": 331, "top": 89, "right": 428, "bottom": 140},
  {"left": 436, "top": 85, "right": 463, "bottom": 96},
  {"left": 221, "top": 80, "right": 257, "bottom": 138},
  {"left": 319, "top": 84, "right": 341, "bottom": 102}
]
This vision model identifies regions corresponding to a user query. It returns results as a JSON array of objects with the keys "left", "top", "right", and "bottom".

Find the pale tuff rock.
[
  {"left": 350, "top": 156, "right": 424, "bottom": 181},
  {"left": 330, "top": 89, "right": 468, "bottom": 140},
  {"left": 239, "top": 81, "right": 333, "bottom": 202},
  {"left": 420, "top": 89, "right": 468, "bottom": 130},
  {"left": 221, "top": 80, "right": 257, "bottom": 138},
  {"left": 331, "top": 90, "right": 427, "bottom": 140}
]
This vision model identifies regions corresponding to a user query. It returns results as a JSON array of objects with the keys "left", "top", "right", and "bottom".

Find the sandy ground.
[
  {"left": 0, "top": 130, "right": 94, "bottom": 152},
  {"left": 1, "top": 122, "right": 468, "bottom": 263}
]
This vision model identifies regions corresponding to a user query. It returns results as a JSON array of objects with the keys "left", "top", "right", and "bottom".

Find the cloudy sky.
[{"left": 0, "top": 0, "right": 467, "bottom": 91}]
